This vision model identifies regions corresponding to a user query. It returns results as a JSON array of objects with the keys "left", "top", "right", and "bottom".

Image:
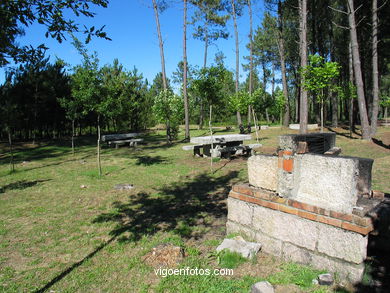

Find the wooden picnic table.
[{"left": 183, "top": 134, "right": 260, "bottom": 158}]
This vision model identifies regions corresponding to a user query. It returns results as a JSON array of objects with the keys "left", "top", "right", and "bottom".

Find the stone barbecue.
[{"left": 227, "top": 133, "right": 386, "bottom": 282}]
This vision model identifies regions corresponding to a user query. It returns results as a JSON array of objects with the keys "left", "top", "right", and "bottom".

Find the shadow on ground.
[
  {"left": 0, "top": 179, "right": 51, "bottom": 193},
  {"left": 134, "top": 155, "right": 169, "bottom": 166},
  {"left": 372, "top": 138, "right": 390, "bottom": 150},
  {"left": 93, "top": 170, "right": 239, "bottom": 241},
  {"left": 0, "top": 136, "right": 96, "bottom": 166},
  {"left": 35, "top": 171, "right": 239, "bottom": 292},
  {"left": 353, "top": 195, "right": 390, "bottom": 293},
  {"left": 326, "top": 126, "right": 360, "bottom": 140}
]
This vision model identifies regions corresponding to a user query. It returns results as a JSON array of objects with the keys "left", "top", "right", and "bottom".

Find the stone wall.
[
  {"left": 227, "top": 184, "right": 374, "bottom": 283},
  {"left": 291, "top": 154, "right": 373, "bottom": 214},
  {"left": 248, "top": 155, "right": 278, "bottom": 191},
  {"left": 248, "top": 153, "right": 373, "bottom": 214}
]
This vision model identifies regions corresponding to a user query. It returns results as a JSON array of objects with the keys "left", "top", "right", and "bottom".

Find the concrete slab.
[{"left": 190, "top": 134, "right": 251, "bottom": 144}]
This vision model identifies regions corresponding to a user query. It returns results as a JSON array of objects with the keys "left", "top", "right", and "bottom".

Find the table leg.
[{"left": 203, "top": 145, "right": 211, "bottom": 157}]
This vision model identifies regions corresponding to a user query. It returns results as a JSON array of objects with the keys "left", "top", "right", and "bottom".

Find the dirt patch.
[
  {"left": 274, "top": 284, "right": 304, "bottom": 292},
  {"left": 230, "top": 253, "right": 283, "bottom": 279},
  {"left": 142, "top": 243, "right": 186, "bottom": 268},
  {"left": 257, "top": 146, "right": 278, "bottom": 155}
]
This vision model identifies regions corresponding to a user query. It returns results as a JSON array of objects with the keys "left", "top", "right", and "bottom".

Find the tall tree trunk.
[
  {"left": 370, "top": 0, "right": 379, "bottom": 136},
  {"left": 8, "top": 128, "right": 14, "bottom": 173},
  {"left": 231, "top": 0, "right": 242, "bottom": 129},
  {"left": 271, "top": 61, "right": 276, "bottom": 96},
  {"left": 203, "top": 23, "right": 209, "bottom": 68},
  {"left": 72, "top": 119, "right": 75, "bottom": 156},
  {"left": 347, "top": 0, "right": 371, "bottom": 140},
  {"left": 277, "top": 9, "right": 290, "bottom": 127},
  {"left": 33, "top": 82, "right": 38, "bottom": 145},
  {"left": 299, "top": 0, "right": 308, "bottom": 134},
  {"left": 97, "top": 115, "right": 102, "bottom": 177},
  {"left": 199, "top": 101, "right": 204, "bottom": 130},
  {"left": 262, "top": 62, "right": 270, "bottom": 124},
  {"left": 198, "top": 9, "right": 208, "bottom": 131},
  {"left": 183, "top": 0, "right": 190, "bottom": 140},
  {"left": 331, "top": 91, "right": 338, "bottom": 127},
  {"left": 349, "top": 42, "right": 355, "bottom": 137},
  {"left": 247, "top": 0, "right": 253, "bottom": 129},
  {"left": 152, "top": 0, "right": 168, "bottom": 91}
]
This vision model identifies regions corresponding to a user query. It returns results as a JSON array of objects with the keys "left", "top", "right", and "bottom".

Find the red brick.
[
  {"left": 297, "top": 210, "right": 317, "bottom": 221},
  {"left": 278, "top": 204, "right": 298, "bottom": 215},
  {"left": 278, "top": 156, "right": 283, "bottom": 168},
  {"left": 283, "top": 159, "right": 294, "bottom": 172},
  {"left": 233, "top": 184, "right": 253, "bottom": 196},
  {"left": 253, "top": 190, "right": 272, "bottom": 200},
  {"left": 228, "top": 191, "right": 240, "bottom": 199},
  {"left": 317, "top": 215, "right": 342, "bottom": 227},
  {"left": 289, "top": 200, "right": 318, "bottom": 213},
  {"left": 256, "top": 198, "right": 279, "bottom": 210},
  {"left": 242, "top": 195, "right": 257, "bottom": 204},
  {"left": 270, "top": 195, "right": 288, "bottom": 205},
  {"left": 352, "top": 215, "right": 373, "bottom": 227},
  {"left": 317, "top": 207, "right": 330, "bottom": 216},
  {"left": 341, "top": 222, "right": 373, "bottom": 235},
  {"left": 372, "top": 190, "right": 385, "bottom": 200},
  {"left": 329, "top": 210, "right": 353, "bottom": 222}
]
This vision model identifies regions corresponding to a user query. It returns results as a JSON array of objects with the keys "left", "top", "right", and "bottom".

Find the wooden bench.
[{"left": 101, "top": 133, "right": 143, "bottom": 149}]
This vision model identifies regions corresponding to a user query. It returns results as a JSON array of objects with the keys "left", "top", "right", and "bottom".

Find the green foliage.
[
  {"left": 300, "top": 55, "right": 341, "bottom": 102},
  {"left": 70, "top": 40, "right": 102, "bottom": 117},
  {"left": 380, "top": 95, "right": 390, "bottom": 108},
  {"left": 191, "top": 64, "right": 234, "bottom": 122},
  {"left": 0, "top": 0, "right": 110, "bottom": 67},
  {"left": 268, "top": 88, "right": 286, "bottom": 119},
  {"left": 153, "top": 90, "right": 184, "bottom": 141},
  {"left": 153, "top": 90, "right": 184, "bottom": 126},
  {"left": 228, "top": 91, "right": 251, "bottom": 114},
  {"left": 249, "top": 12, "right": 278, "bottom": 80},
  {"left": 0, "top": 54, "right": 69, "bottom": 138},
  {"left": 380, "top": 64, "right": 390, "bottom": 110},
  {"left": 191, "top": 0, "right": 230, "bottom": 47},
  {"left": 101, "top": 61, "right": 152, "bottom": 130}
]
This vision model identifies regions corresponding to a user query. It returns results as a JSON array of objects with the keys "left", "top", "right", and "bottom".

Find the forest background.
[{"left": 1, "top": 0, "right": 389, "bottom": 144}]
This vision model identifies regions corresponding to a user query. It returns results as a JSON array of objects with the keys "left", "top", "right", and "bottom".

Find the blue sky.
[{"left": 0, "top": 0, "right": 266, "bottom": 85}]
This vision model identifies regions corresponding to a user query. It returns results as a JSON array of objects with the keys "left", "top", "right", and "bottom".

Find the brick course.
[{"left": 230, "top": 184, "right": 373, "bottom": 235}]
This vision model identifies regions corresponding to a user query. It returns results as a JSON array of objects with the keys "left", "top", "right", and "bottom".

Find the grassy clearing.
[{"left": 0, "top": 126, "right": 389, "bottom": 292}]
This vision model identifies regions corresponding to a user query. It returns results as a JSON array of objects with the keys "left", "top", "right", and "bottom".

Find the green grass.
[
  {"left": 217, "top": 250, "right": 248, "bottom": 269},
  {"left": 0, "top": 126, "right": 389, "bottom": 292},
  {"left": 268, "top": 262, "right": 326, "bottom": 288}
]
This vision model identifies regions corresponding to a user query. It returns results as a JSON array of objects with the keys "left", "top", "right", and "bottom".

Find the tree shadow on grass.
[
  {"left": 34, "top": 236, "right": 116, "bottom": 293},
  {"left": 134, "top": 155, "right": 169, "bottom": 166},
  {"left": 372, "top": 138, "right": 390, "bottom": 150},
  {"left": 0, "top": 179, "right": 51, "bottom": 194},
  {"left": 0, "top": 136, "right": 96, "bottom": 166},
  {"left": 93, "top": 170, "right": 239, "bottom": 242},
  {"left": 35, "top": 171, "right": 239, "bottom": 292},
  {"left": 325, "top": 126, "right": 360, "bottom": 140}
]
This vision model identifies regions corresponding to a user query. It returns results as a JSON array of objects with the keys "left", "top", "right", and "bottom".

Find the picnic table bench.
[
  {"left": 101, "top": 133, "right": 143, "bottom": 148},
  {"left": 182, "top": 134, "right": 261, "bottom": 158}
]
